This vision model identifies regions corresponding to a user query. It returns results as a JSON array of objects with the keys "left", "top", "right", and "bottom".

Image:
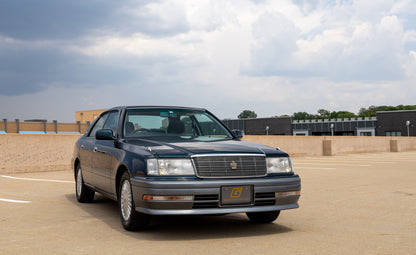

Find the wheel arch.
[
  {"left": 115, "top": 164, "right": 130, "bottom": 199},
  {"left": 73, "top": 157, "right": 80, "bottom": 178}
]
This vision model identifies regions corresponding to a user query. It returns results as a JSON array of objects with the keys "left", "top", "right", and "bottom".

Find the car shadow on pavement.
[{"left": 66, "top": 193, "right": 293, "bottom": 241}]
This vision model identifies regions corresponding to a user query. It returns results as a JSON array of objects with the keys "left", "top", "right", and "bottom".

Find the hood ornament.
[{"left": 230, "top": 160, "right": 238, "bottom": 170}]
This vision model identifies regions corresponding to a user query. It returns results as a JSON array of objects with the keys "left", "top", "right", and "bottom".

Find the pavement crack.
[{"left": 393, "top": 191, "right": 414, "bottom": 196}]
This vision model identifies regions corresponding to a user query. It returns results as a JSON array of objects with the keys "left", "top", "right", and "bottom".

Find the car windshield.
[{"left": 123, "top": 108, "right": 233, "bottom": 141}]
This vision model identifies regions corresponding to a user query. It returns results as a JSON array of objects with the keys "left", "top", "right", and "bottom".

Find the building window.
[{"left": 386, "top": 131, "right": 402, "bottom": 136}]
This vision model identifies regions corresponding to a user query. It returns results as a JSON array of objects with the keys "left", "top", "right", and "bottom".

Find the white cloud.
[
  {"left": 117, "top": 0, "right": 189, "bottom": 36},
  {"left": 405, "top": 50, "right": 416, "bottom": 78},
  {"left": 390, "top": 0, "right": 416, "bottom": 14},
  {"left": 245, "top": 11, "right": 300, "bottom": 76},
  {"left": 243, "top": 1, "right": 414, "bottom": 82},
  {"left": 0, "top": 0, "right": 415, "bottom": 121},
  {"left": 71, "top": 34, "right": 192, "bottom": 58}
]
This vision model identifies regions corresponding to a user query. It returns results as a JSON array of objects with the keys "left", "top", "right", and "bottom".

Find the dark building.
[
  {"left": 223, "top": 117, "right": 292, "bottom": 135},
  {"left": 224, "top": 117, "right": 377, "bottom": 136},
  {"left": 376, "top": 110, "right": 416, "bottom": 137},
  {"left": 292, "top": 118, "right": 377, "bottom": 136},
  {"left": 222, "top": 119, "right": 246, "bottom": 132},
  {"left": 246, "top": 117, "right": 292, "bottom": 135},
  {"left": 223, "top": 111, "right": 415, "bottom": 137}
]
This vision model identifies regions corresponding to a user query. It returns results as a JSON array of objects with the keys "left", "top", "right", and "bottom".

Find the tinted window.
[
  {"left": 124, "top": 109, "right": 232, "bottom": 141},
  {"left": 89, "top": 113, "right": 109, "bottom": 137},
  {"left": 103, "top": 111, "right": 119, "bottom": 134},
  {"left": 193, "top": 113, "right": 229, "bottom": 137}
]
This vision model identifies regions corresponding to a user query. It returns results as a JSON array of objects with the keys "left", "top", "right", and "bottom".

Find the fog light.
[
  {"left": 276, "top": 191, "right": 300, "bottom": 197},
  {"left": 143, "top": 195, "right": 194, "bottom": 201}
]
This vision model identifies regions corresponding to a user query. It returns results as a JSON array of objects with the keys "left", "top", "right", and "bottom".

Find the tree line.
[{"left": 238, "top": 105, "right": 416, "bottom": 120}]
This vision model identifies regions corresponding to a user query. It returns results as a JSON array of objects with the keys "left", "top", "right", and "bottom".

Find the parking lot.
[{"left": 1, "top": 151, "right": 415, "bottom": 254}]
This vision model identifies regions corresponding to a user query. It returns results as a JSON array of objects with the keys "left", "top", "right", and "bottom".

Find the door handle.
[{"left": 93, "top": 147, "right": 105, "bottom": 154}]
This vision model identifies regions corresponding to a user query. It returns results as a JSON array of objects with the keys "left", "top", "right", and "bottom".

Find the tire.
[
  {"left": 119, "top": 172, "right": 151, "bottom": 231},
  {"left": 75, "top": 164, "right": 95, "bottom": 203},
  {"left": 246, "top": 210, "right": 280, "bottom": 224}
]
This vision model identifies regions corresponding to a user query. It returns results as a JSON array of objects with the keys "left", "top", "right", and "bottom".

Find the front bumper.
[{"left": 130, "top": 175, "right": 301, "bottom": 215}]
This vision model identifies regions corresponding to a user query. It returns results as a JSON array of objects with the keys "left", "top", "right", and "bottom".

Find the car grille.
[
  {"left": 191, "top": 192, "right": 277, "bottom": 209},
  {"left": 193, "top": 195, "right": 219, "bottom": 209},
  {"left": 192, "top": 154, "right": 267, "bottom": 178},
  {"left": 254, "top": 192, "right": 276, "bottom": 206}
]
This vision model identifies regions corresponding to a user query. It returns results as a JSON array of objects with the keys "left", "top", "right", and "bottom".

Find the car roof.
[{"left": 107, "top": 106, "right": 208, "bottom": 112}]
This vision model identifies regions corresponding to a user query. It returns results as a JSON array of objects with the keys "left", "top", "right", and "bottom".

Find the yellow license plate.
[{"left": 221, "top": 186, "right": 252, "bottom": 205}]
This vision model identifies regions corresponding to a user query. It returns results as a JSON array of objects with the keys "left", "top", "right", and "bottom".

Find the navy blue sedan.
[{"left": 72, "top": 106, "right": 301, "bottom": 230}]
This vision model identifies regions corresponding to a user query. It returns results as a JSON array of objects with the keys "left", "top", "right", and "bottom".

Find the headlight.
[
  {"left": 147, "top": 158, "right": 195, "bottom": 176},
  {"left": 266, "top": 157, "right": 293, "bottom": 173}
]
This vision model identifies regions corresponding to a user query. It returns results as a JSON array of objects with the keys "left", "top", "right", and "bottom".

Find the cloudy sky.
[{"left": 0, "top": 0, "right": 415, "bottom": 122}]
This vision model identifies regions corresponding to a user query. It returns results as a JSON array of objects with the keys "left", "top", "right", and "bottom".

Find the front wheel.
[
  {"left": 119, "top": 172, "right": 151, "bottom": 231},
  {"left": 75, "top": 164, "right": 95, "bottom": 203},
  {"left": 246, "top": 210, "right": 280, "bottom": 224}
]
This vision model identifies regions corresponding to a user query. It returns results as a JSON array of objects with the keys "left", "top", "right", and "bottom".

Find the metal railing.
[{"left": 0, "top": 119, "right": 90, "bottom": 134}]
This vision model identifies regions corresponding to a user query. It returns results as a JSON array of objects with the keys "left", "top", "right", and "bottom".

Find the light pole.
[
  {"left": 406, "top": 120, "right": 410, "bottom": 137},
  {"left": 330, "top": 123, "right": 334, "bottom": 136}
]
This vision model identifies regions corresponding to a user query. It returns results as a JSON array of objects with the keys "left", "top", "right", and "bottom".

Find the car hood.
[{"left": 123, "top": 138, "right": 288, "bottom": 157}]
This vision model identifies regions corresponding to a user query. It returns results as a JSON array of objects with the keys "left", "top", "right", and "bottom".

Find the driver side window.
[
  {"left": 103, "top": 111, "right": 119, "bottom": 134},
  {"left": 88, "top": 113, "right": 109, "bottom": 137}
]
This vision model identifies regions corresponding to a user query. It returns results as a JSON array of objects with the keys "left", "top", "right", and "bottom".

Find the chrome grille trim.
[
  {"left": 191, "top": 153, "right": 266, "bottom": 157},
  {"left": 191, "top": 154, "right": 267, "bottom": 178}
]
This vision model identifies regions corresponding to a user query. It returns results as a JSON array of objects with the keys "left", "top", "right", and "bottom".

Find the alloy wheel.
[{"left": 120, "top": 180, "right": 133, "bottom": 221}]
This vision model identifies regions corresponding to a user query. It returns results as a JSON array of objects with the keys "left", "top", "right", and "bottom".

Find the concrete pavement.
[{"left": 1, "top": 151, "right": 415, "bottom": 254}]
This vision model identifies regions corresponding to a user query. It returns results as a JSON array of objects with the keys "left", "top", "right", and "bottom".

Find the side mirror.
[
  {"left": 96, "top": 129, "right": 115, "bottom": 140},
  {"left": 232, "top": 129, "right": 244, "bottom": 139}
]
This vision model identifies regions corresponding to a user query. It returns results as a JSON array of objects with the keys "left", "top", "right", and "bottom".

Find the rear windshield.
[{"left": 123, "top": 109, "right": 233, "bottom": 141}]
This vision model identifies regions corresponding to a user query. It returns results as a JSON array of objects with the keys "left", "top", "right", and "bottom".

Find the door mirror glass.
[
  {"left": 95, "top": 129, "right": 115, "bottom": 140},
  {"left": 232, "top": 129, "right": 244, "bottom": 138}
]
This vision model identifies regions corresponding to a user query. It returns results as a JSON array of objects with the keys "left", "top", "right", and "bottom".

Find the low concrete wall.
[
  {"left": 0, "top": 134, "right": 81, "bottom": 174},
  {"left": 395, "top": 137, "right": 416, "bottom": 151},
  {"left": 242, "top": 135, "right": 416, "bottom": 156},
  {"left": 242, "top": 135, "right": 324, "bottom": 157},
  {"left": 324, "top": 136, "right": 392, "bottom": 155},
  {"left": 1, "top": 134, "right": 416, "bottom": 174}
]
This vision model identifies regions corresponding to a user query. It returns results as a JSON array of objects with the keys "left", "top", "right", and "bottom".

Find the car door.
[
  {"left": 80, "top": 113, "right": 110, "bottom": 186},
  {"left": 91, "top": 111, "right": 120, "bottom": 196},
  {"left": 79, "top": 112, "right": 110, "bottom": 186}
]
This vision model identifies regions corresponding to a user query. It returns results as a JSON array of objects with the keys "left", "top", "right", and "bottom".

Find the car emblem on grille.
[{"left": 230, "top": 160, "right": 238, "bottom": 170}]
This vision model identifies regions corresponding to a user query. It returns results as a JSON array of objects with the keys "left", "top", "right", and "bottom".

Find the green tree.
[
  {"left": 329, "top": 111, "right": 356, "bottom": 119},
  {"left": 292, "top": 112, "right": 314, "bottom": 120},
  {"left": 358, "top": 105, "right": 377, "bottom": 117},
  {"left": 357, "top": 105, "right": 416, "bottom": 117},
  {"left": 238, "top": 110, "right": 257, "bottom": 119},
  {"left": 336, "top": 111, "right": 356, "bottom": 119},
  {"left": 376, "top": 105, "right": 397, "bottom": 111},
  {"left": 317, "top": 109, "right": 330, "bottom": 118}
]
